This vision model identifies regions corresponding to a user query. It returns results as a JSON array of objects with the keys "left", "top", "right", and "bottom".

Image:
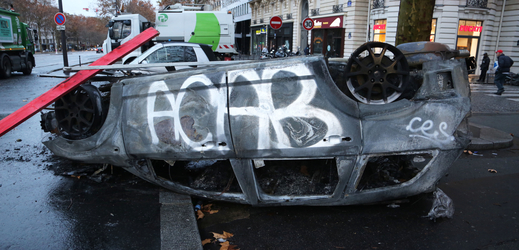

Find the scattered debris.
[
  {"left": 488, "top": 169, "right": 497, "bottom": 173},
  {"left": 16, "top": 139, "right": 22, "bottom": 142},
  {"left": 202, "top": 231, "right": 238, "bottom": 250},
  {"left": 464, "top": 150, "right": 473, "bottom": 155},
  {"left": 426, "top": 188, "right": 454, "bottom": 221},
  {"left": 196, "top": 203, "right": 219, "bottom": 220},
  {"left": 212, "top": 231, "right": 233, "bottom": 240},
  {"left": 93, "top": 164, "right": 109, "bottom": 176},
  {"left": 472, "top": 151, "right": 483, "bottom": 156},
  {"left": 387, "top": 203, "right": 400, "bottom": 208},
  {"left": 492, "top": 153, "right": 497, "bottom": 156}
]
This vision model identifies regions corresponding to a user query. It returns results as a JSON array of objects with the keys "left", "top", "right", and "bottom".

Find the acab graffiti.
[{"left": 146, "top": 64, "right": 344, "bottom": 151}]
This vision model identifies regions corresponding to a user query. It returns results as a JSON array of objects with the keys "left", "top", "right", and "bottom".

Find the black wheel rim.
[
  {"left": 345, "top": 42, "right": 410, "bottom": 104},
  {"left": 54, "top": 84, "right": 103, "bottom": 139}
]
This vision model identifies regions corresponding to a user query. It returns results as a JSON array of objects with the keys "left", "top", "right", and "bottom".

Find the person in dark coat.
[
  {"left": 494, "top": 50, "right": 514, "bottom": 95},
  {"left": 477, "top": 53, "right": 490, "bottom": 83}
]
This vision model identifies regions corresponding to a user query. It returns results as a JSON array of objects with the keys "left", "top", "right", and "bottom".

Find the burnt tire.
[
  {"left": 54, "top": 84, "right": 105, "bottom": 140},
  {"left": 0, "top": 55, "right": 12, "bottom": 78},
  {"left": 22, "top": 60, "right": 33, "bottom": 75}
]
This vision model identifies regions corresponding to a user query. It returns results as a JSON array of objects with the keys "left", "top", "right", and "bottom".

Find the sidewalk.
[{"left": 467, "top": 122, "right": 514, "bottom": 150}]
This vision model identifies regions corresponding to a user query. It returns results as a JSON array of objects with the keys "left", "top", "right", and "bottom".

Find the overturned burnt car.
[{"left": 40, "top": 42, "right": 471, "bottom": 206}]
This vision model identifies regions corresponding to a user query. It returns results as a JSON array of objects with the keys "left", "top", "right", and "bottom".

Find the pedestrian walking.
[
  {"left": 494, "top": 50, "right": 514, "bottom": 95},
  {"left": 477, "top": 53, "right": 490, "bottom": 83}
]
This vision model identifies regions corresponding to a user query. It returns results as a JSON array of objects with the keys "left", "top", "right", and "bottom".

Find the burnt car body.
[{"left": 40, "top": 42, "right": 471, "bottom": 206}]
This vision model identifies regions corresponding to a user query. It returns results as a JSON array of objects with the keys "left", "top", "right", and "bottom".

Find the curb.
[
  {"left": 160, "top": 191, "right": 203, "bottom": 250},
  {"left": 467, "top": 122, "right": 514, "bottom": 150}
]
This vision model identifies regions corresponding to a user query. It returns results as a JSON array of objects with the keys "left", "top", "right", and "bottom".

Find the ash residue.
[
  {"left": 255, "top": 160, "right": 338, "bottom": 195},
  {"left": 357, "top": 155, "right": 421, "bottom": 190}
]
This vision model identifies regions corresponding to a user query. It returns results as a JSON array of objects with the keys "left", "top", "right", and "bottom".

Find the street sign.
[
  {"left": 303, "top": 17, "right": 314, "bottom": 31},
  {"left": 270, "top": 16, "right": 283, "bottom": 30},
  {"left": 56, "top": 25, "right": 65, "bottom": 30},
  {"left": 54, "top": 12, "right": 66, "bottom": 25}
]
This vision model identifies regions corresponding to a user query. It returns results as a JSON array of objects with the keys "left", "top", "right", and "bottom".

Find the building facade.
[
  {"left": 217, "top": 0, "right": 253, "bottom": 55},
  {"left": 248, "top": 0, "right": 518, "bottom": 74}
]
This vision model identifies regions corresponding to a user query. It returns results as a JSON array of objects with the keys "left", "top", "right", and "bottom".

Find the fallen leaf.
[
  {"left": 219, "top": 241, "right": 230, "bottom": 250},
  {"left": 22, "top": 99, "right": 27, "bottom": 102},
  {"left": 212, "top": 231, "right": 234, "bottom": 239},
  {"left": 197, "top": 210, "right": 204, "bottom": 219},
  {"left": 488, "top": 169, "right": 497, "bottom": 173},
  {"left": 201, "top": 239, "right": 212, "bottom": 246},
  {"left": 202, "top": 204, "right": 219, "bottom": 214},
  {"left": 228, "top": 245, "right": 240, "bottom": 250},
  {"left": 201, "top": 204, "right": 213, "bottom": 212}
]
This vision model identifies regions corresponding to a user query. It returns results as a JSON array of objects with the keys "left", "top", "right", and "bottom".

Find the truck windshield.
[{"left": 110, "top": 21, "right": 132, "bottom": 40}]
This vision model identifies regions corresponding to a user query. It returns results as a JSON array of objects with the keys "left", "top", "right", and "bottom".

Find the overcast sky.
[{"left": 61, "top": 0, "right": 159, "bottom": 17}]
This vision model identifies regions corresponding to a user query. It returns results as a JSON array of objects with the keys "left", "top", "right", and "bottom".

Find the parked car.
[
  {"left": 128, "top": 42, "right": 217, "bottom": 74},
  {"left": 40, "top": 42, "right": 471, "bottom": 206},
  {"left": 96, "top": 47, "right": 103, "bottom": 53}
]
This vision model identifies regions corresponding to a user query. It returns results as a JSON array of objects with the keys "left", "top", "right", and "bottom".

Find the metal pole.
[
  {"left": 58, "top": 0, "right": 68, "bottom": 67},
  {"left": 493, "top": 0, "right": 506, "bottom": 63}
]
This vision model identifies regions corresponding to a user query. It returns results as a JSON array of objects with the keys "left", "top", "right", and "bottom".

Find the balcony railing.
[
  {"left": 311, "top": 8, "right": 319, "bottom": 16},
  {"left": 260, "top": 18, "right": 264, "bottom": 23},
  {"left": 333, "top": 4, "right": 343, "bottom": 13},
  {"left": 285, "top": 13, "right": 292, "bottom": 20},
  {"left": 372, "top": 0, "right": 384, "bottom": 9},
  {"left": 466, "top": 0, "right": 487, "bottom": 8}
]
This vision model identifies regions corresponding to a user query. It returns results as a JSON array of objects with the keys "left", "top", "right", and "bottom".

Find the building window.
[
  {"left": 430, "top": 19, "right": 437, "bottom": 42},
  {"left": 373, "top": 19, "right": 386, "bottom": 42}
]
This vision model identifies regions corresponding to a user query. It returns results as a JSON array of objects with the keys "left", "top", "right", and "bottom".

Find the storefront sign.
[
  {"left": 313, "top": 16, "right": 343, "bottom": 29},
  {"left": 459, "top": 25, "right": 482, "bottom": 32},
  {"left": 255, "top": 28, "right": 267, "bottom": 35},
  {"left": 374, "top": 24, "right": 386, "bottom": 30}
]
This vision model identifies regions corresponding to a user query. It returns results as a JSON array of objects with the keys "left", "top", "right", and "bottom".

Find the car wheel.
[
  {"left": 1, "top": 55, "right": 12, "bottom": 78},
  {"left": 22, "top": 60, "right": 33, "bottom": 75},
  {"left": 344, "top": 42, "right": 410, "bottom": 104},
  {"left": 54, "top": 84, "right": 105, "bottom": 140}
]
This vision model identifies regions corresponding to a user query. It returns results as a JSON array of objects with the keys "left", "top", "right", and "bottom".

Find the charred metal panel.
[
  {"left": 228, "top": 58, "right": 362, "bottom": 158},
  {"left": 121, "top": 71, "right": 235, "bottom": 160},
  {"left": 359, "top": 59, "right": 471, "bottom": 154},
  {"left": 42, "top": 82, "right": 130, "bottom": 167}
]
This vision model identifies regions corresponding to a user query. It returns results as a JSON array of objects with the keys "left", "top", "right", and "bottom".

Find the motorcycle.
[
  {"left": 275, "top": 47, "right": 288, "bottom": 58},
  {"left": 505, "top": 72, "right": 519, "bottom": 86}
]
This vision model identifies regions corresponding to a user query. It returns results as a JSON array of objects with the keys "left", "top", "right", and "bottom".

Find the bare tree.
[{"left": 97, "top": 0, "right": 156, "bottom": 20}]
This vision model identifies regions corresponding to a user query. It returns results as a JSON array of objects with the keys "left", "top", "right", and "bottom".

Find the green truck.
[{"left": 0, "top": 8, "right": 37, "bottom": 78}]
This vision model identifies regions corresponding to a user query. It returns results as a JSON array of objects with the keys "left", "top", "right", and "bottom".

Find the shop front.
[
  {"left": 456, "top": 20, "right": 483, "bottom": 74},
  {"left": 252, "top": 26, "right": 268, "bottom": 55},
  {"left": 311, "top": 15, "right": 344, "bottom": 57},
  {"left": 373, "top": 19, "right": 386, "bottom": 42},
  {"left": 268, "top": 22, "right": 294, "bottom": 53}
]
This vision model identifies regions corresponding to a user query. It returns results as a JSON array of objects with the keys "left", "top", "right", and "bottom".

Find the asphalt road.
[{"left": 1, "top": 54, "right": 518, "bottom": 249}]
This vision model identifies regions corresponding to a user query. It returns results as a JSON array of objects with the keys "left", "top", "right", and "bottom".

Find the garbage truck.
[
  {"left": 103, "top": 3, "right": 236, "bottom": 64},
  {"left": 0, "top": 8, "right": 37, "bottom": 78}
]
